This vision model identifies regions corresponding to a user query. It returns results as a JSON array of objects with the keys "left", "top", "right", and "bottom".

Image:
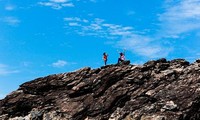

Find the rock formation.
[{"left": 1, "top": 58, "right": 200, "bottom": 120}]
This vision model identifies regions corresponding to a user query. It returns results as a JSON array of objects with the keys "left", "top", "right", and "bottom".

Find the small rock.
[{"left": 162, "top": 101, "right": 177, "bottom": 111}]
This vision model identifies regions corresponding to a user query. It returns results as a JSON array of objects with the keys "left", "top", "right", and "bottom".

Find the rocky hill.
[{"left": 1, "top": 58, "right": 200, "bottom": 120}]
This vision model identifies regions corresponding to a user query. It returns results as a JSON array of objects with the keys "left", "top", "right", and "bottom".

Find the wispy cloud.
[
  {"left": 0, "top": 64, "right": 19, "bottom": 76},
  {"left": 21, "top": 62, "right": 32, "bottom": 67},
  {"left": 52, "top": 60, "right": 76, "bottom": 68},
  {"left": 63, "top": 0, "right": 200, "bottom": 59},
  {"left": 51, "top": 0, "right": 69, "bottom": 2},
  {"left": 64, "top": 17, "right": 134, "bottom": 38},
  {"left": 38, "top": 0, "right": 74, "bottom": 9},
  {"left": 52, "top": 60, "right": 68, "bottom": 67},
  {"left": 64, "top": 17, "right": 170, "bottom": 58},
  {"left": 1, "top": 16, "right": 20, "bottom": 26},
  {"left": 117, "top": 35, "right": 172, "bottom": 58},
  {"left": 5, "top": 5, "right": 15, "bottom": 11},
  {"left": 64, "top": 17, "right": 81, "bottom": 21},
  {"left": 68, "top": 22, "right": 81, "bottom": 26},
  {"left": 38, "top": 0, "right": 99, "bottom": 9},
  {"left": 159, "top": 0, "right": 200, "bottom": 38}
]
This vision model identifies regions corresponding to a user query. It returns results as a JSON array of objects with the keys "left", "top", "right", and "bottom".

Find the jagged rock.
[
  {"left": 161, "top": 101, "right": 178, "bottom": 112},
  {"left": 2, "top": 59, "right": 200, "bottom": 120},
  {"left": 121, "top": 60, "right": 131, "bottom": 65}
]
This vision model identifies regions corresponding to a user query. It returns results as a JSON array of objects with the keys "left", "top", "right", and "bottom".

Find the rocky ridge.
[{"left": 1, "top": 59, "right": 200, "bottom": 120}]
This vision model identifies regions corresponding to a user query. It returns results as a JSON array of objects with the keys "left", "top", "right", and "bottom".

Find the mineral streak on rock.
[{"left": 1, "top": 59, "right": 200, "bottom": 120}]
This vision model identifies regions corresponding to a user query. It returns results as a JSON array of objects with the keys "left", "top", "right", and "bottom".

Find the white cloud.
[
  {"left": 21, "top": 62, "right": 32, "bottom": 67},
  {"left": 5, "top": 5, "right": 15, "bottom": 11},
  {"left": 64, "top": 17, "right": 135, "bottom": 38},
  {"left": 52, "top": 60, "right": 68, "bottom": 67},
  {"left": 64, "top": 17, "right": 171, "bottom": 58},
  {"left": 39, "top": 2, "right": 54, "bottom": 6},
  {"left": 38, "top": 0, "right": 99, "bottom": 9},
  {"left": 114, "top": 0, "right": 200, "bottom": 58},
  {"left": 159, "top": 0, "right": 200, "bottom": 37},
  {"left": 62, "top": 3, "right": 74, "bottom": 7},
  {"left": 50, "top": 0, "right": 68, "bottom": 3},
  {"left": 117, "top": 35, "right": 172, "bottom": 58},
  {"left": 38, "top": 0, "right": 74, "bottom": 9},
  {"left": 62, "top": 0, "right": 200, "bottom": 59},
  {"left": 76, "top": 0, "right": 98, "bottom": 3},
  {"left": 1, "top": 16, "right": 20, "bottom": 26},
  {"left": 69, "top": 22, "right": 81, "bottom": 26},
  {"left": 0, "top": 64, "right": 19, "bottom": 76},
  {"left": 64, "top": 17, "right": 81, "bottom": 22}
]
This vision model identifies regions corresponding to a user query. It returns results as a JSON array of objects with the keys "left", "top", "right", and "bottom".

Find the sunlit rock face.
[{"left": 1, "top": 58, "right": 200, "bottom": 120}]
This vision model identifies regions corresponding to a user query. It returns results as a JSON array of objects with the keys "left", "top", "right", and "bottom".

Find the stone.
[
  {"left": 161, "top": 101, "right": 177, "bottom": 111},
  {"left": 141, "top": 115, "right": 166, "bottom": 120},
  {"left": 1, "top": 58, "right": 200, "bottom": 120}
]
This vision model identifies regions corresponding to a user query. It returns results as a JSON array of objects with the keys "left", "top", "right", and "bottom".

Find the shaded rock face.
[{"left": 1, "top": 58, "right": 200, "bottom": 120}]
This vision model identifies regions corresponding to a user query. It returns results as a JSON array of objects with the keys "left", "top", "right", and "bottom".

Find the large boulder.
[{"left": 1, "top": 58, "right": 200, "bottom": 120}]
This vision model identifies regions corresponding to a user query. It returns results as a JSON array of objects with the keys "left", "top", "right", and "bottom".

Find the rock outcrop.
[{"left": 1, "top": 58, "right": 200, "bottom": 120}]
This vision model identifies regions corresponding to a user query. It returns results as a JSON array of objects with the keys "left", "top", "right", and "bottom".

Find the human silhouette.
[
  {"left": 103, "top": 52, "right": 108, "bottom": 66},
  {"left": 118, "top": 52, "right": 125, "bottom": 64}
]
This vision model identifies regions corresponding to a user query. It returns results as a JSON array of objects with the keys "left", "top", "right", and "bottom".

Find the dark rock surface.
[{"left": 1, "top": 58, "right": 200, "bottom": 120}]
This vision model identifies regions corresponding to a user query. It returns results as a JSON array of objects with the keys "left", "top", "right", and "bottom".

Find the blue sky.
[{"left": 1, "top": 0, "right": 200, "bottom": 99}]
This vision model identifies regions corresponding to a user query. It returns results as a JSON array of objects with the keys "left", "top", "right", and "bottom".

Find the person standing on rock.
[
  {"left": 118, "top": 52, "right": 125, "bottom": 64},
  {"left": 103, "top": 52, "right": 108, "bottom": 66}
]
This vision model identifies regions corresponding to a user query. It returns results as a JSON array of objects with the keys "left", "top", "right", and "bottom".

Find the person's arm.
[{"left": 123, "top": 49, "right": 126, "bottom": 55}]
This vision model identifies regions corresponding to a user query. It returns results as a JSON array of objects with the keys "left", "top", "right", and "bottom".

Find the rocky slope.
[{"left": 1, "top": 58, "right": 200, "bottom": 120}]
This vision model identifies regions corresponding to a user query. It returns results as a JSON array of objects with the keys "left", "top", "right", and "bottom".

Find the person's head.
[
  {"left": 103, "top": 52, "right": 106, "bottom": 55},
  {"left": 120, "top": 52, "right": 123, "bottom": 56}
]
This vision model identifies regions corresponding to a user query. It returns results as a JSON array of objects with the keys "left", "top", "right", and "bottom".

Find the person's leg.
[{"left": 118, "top": 58, "right": 122, "bottom": 63}]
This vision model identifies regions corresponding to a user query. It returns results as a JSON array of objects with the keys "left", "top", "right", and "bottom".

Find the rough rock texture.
[{"left": 1, "top": 58, "right": 200, "bottom": 120}]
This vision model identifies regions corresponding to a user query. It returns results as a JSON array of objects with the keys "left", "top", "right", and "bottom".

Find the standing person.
[
  {"left": 103, "top": 52, "right": 108, "bottom": 66},
  {"left": 118, "top": 52, "right": 125, "bottom": 64}
]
